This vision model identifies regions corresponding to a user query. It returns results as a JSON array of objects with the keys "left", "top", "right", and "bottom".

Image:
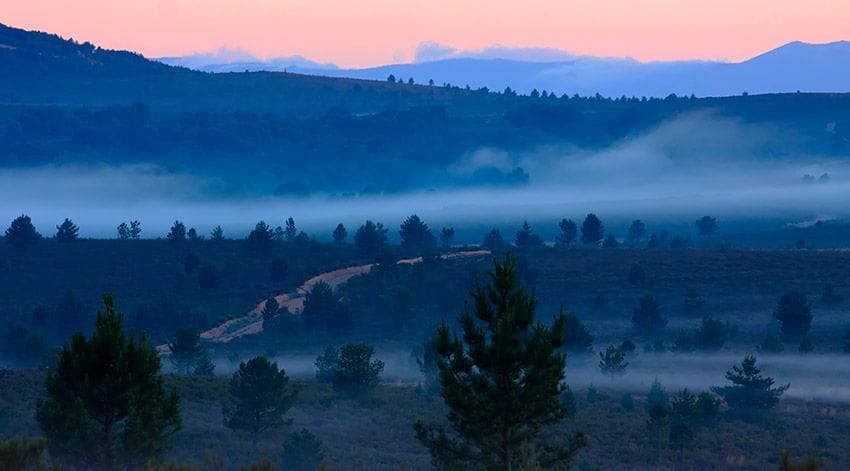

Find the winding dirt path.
[{"left": 158, "top": 250, "right": 490, "bottom": 352}]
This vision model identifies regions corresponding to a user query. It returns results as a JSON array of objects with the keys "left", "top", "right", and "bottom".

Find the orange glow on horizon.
[{"left": 1, "top": 0, "right": 848, "bottom": 67}]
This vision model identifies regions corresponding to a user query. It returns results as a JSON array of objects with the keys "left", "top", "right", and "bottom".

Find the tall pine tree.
[
  {"left": 415, "top": 254, "right": 586, "bottom": 469},
  {"left": 36, "top": 295, "right": 181, "bottom": 469}
]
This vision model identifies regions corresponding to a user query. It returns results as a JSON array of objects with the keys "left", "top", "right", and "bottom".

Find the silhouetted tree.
[
  {"left": 646, "top": 379, "right": 668, "bottom": 413},
  {"left": 36, "top": 295, "right": 181, "bottom": 469},
  {"left": 247, "top": 221, "right": 275, "bottom": 253},
  {"left": 632, "top": 295, "right": 667, "bottom": 335},
  {"left": 695, "top": 216, "right": 718, "bottom": 236},
  {"left": 562, "top": 312, "right": 594, "bottom": 352},
  {"left": 580, "top": 213, "right": 604, "bottom": 245},
  {"left": 555, "top": 218, "right": 577, "bottom": 247},
  {"left": 117, "top": 222, "right": 130, "bottom": 240},
  {"left": 774, "top": 290, "right": 813, "bottom": 336},
  {"left": 332, "top": 343, "right": 384, "bottom": 398},
  {"left": 693, "top": 316, "right": 729, "bottom": 351},
  {"left": 415, "top": 337, "right": 441, "bottom": 394},
  {"left": 1, "top": 323, "right": 46, "bottom": 365},
  {"left": 5, "top": 215, "right": 41, "bottom": 249},
  {"left": 602, "top": 233, "right": 618, "bottom": 248},
  {"left": 759, "top": 332, "right": 785, "bottom": 353},
  {"left": 599, "top": 345, "right": 628, "bottom": 376},
  {"left": 314, "top": 346, "right": 339, "bottom": 383},
  {"left": 129, "top": 220, "right": 142, "bottom": 239},
  {"left": 302, "top": 281, "right": 352, "bottom": 336},
  {"left": 439, "top": 227, "right": 455, "bottom": 250},
  {"left": 332, "top": 223, "right": 347, "bottom": 243},
  {"left": 210, "top": 225, "right": 225, "bottom": 241},
  {"left": 55, "top": 218, "right": 79, "bottom": 242},
  {"left": 515, "top": 221, "right": 544, "bottom": 247},
  {"left": 414, "top": 254, "right": 586, "bottom": 469},
  {"left": 798, "top": 336, "right": 814, "bottom": 353},
  {"left": 354, "top": 220, "right": 388, "bottom": 259},
  {"left": 712, "top": 355, "right": 788, "bottom": 415},
  {"left": 647, "top": 232, "right": 660, "bottom": 249},
  {"left": 223, "top": 356, "right": 296, "bottom": 447},
  {"left": 168, "top": 326, "right": 205, "bottom": 374},
  {"left": 387, "top": 74, "right": 396, "bottom": 83},
  {"left": 167, "top": 220, "right": 186, "bottom": 246},
  {"left": 284, "top": 217, "right": 297, "bottom": 241},
  {"left": 627, "top": 219, "right": 646, "bottom": 246},
  {"left": 283, "top": 429, "right": 325, "bottom": 471},
  {"left": 193, "top": 352, "right": 216, "bottom": 376},
  {"left": 481, "top": 228, "right": 508, "bottom": 252},
  {"left": 399, "top": 214, "right": 437, "bottom": 256}
]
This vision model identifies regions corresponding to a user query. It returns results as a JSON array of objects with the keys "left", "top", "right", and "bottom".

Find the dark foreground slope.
[{"left": 1, "top": 371, "right": 849, "bottom": 470}]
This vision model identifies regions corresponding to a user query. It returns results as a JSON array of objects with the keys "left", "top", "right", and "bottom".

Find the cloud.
[{"left": 413, "top": 41, "right": 458, "bottom": 63}]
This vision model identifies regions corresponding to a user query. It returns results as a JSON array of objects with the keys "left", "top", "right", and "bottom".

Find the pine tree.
[
  {"left": 399, "top": 214, "right": 437, "bottom": 256},
  {"left": 562, "top": 312, "right": 594, "bottom": 352},
  {"left": 284, "top": 217, "right": 297, "bottom": 241},
  {"left": 354, "top": 220, "right": 388, "bottom": 258},
  {"left": 55, "top": 218, "right": 79, "bottom": 242},
  {"left": 598, "top": 345, "right": 628, "bottom": 377},
  {"left": 627, "top": 219, "right": 646, "bottom": 246},
  {"left": 332, "top": 223, "right": 347, "bottom": 243},
  {"left": 283, "top": 429, "right": 325, "bottom": 471},
  {"left": 166, "top": 220, "right": 186, "bottom": 246},
  {"left": 555, "top": 218, "right": 577, "bottom": 247},
  {"left": 168, "top": 327, "right": 205, "bottom": 374},
  {"left": 36, "top": 295, "right": 181, "bottom": 469},
  {"left": 439, "top": 227, "right": 455, "bottom": 250},
  {"left": 712, "top": 355, "right": 789, "bottom": 415},
  {"left": 223, "top": 356, "right": 297, "bottom": 447},
  {"left": 210, "top": 225, "right": 225, "bottom": 241},
  {"left": 515, "top": 221, "right": 544, "bottom": 247},
  {"left": 774, "top": 290, "right": 813, "bottom": 336},
  {"left": 5, "top": 214, "right": 41, "bottom": 249},
  {"left": 632, "top": 294, "right": 667, "bottom": 335},
  {"left": 247, "top": 221, "right": 275, "bottom": 253},
  {"left": 580, "top": 213, "right": 604, "bottom": 245},
  {"left": 414, "top": 254, "right": 586, "bottom": 469}
]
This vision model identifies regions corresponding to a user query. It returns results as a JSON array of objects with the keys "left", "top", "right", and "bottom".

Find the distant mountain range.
[{"left": 158, "top": 41, "right": 850, "bottom": 98}]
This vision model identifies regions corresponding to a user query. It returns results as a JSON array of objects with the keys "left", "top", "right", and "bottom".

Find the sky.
[{"left": 2, "top": 0, "right": 849, "bottom": 67}]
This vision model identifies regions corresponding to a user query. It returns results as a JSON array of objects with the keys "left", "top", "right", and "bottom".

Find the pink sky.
[{"left": 3, "top": 0, "right": 849, "bottom": 67}]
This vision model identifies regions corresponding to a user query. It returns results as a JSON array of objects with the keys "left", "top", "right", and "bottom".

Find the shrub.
[
  {"left": 759, "top": 332, "right": 784, "bottom": 353},
  {"left": 599, "top": 345, "right": 628, "bottom": 376},
  {"left": 223, "top": 356, "right": 296, "bottom": 446},
  {"left": 282, "top": 429, "right": 325, "bottom": 471},
  {"left": 798, "top": 336, "right": 814, "bottom": 353},
  {"left": 332, "top": 343, "right": 384, "bottom": 398},
  {"left": 774, "top": 290, "right": 813, "bottom": 336},
  {"left": 314, "top": 346, "right": 339, "bottom": 383},
  {"left": 632, "top": 295, "right": 666, "bottom": 335},
  {"left": 562, "top": 312, "right": 594, "bottom": 352},
  {"left": 0, "top": 436, "right": 48, "bottom": 470},
  {"left": 693, "top": 316, "right": 729, "bottom": 351},
  {"left": 712, "top": 355, "right": 789, "bottom": 415}
]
